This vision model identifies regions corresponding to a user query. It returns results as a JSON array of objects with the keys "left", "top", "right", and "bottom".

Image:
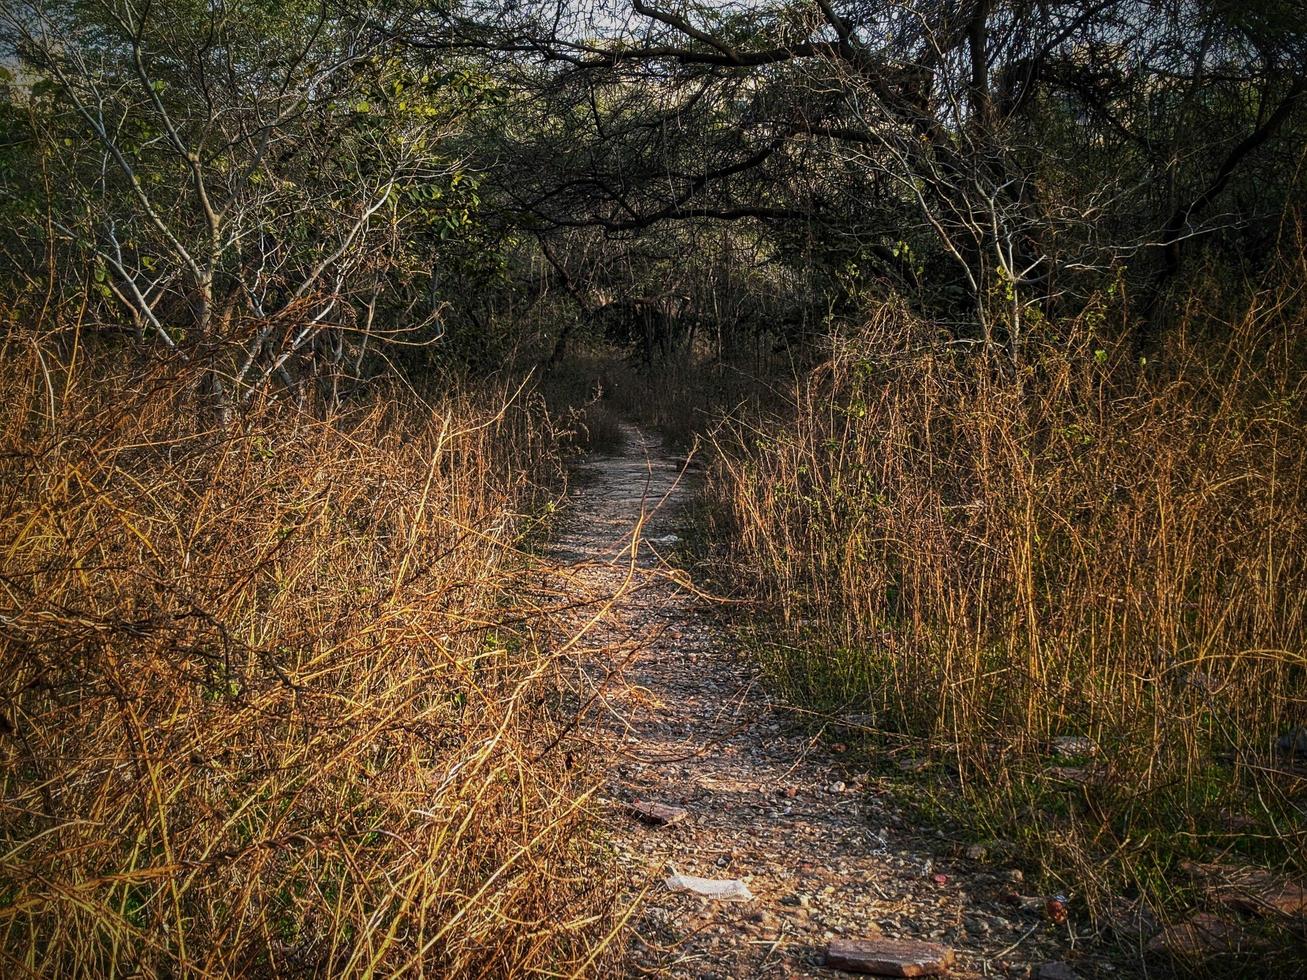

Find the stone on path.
[
  {"left": 824, "top": 938, "right": 955, "bottom": 976},
  {"left": 664, "top": 872, "right": 754, "bottom": 902},
  {"left": 626, "top": 799, "right": 687, "bottom": 827}
]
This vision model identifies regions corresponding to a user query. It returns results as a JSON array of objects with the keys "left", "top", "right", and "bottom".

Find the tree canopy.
[{"left": 3, "top": 1, "right": 1304, "bottom": 386}]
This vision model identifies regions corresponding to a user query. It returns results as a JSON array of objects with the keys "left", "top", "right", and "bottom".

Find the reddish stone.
[
  {"left": 825, "top": 938, "right": 955, "bottom": 976},
  {"left": 625, "top": 799, "right": 687, "bottom": 826}
]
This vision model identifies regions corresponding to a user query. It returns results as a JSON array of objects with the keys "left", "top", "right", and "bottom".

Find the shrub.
[
  {"left": 709, "top": 278, "right": 1307, "bottom": 916},
  {"left": 0, "top": 339, "right": 616, "bottom": 976}
]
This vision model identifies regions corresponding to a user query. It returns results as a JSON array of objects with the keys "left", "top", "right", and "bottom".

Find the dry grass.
[
  {"left": 707, "top": 274, "right": 1307, "bottom": 924},
  {"left": 0, "top": 336, "right": 620, "bottom": 977}
]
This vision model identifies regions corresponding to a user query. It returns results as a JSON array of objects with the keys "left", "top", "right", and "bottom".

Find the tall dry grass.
[
  {"left": 0, "top": 336, "right": 618, "bottom": 976},
  {"left": 708, "top": 277, "right": 1307, "bottom": 919}
]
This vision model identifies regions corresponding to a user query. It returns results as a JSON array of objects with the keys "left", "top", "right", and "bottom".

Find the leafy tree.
[
  {"left": 1, "top": 0, "right": 501, "bottom": 412},
  {"left": 412, "top": 0, "right": 1305, "bottom": 353}
]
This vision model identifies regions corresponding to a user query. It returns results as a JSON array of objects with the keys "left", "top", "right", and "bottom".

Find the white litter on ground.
[{"left": 664, "top": 872, "right": 755, "bottom": 902}]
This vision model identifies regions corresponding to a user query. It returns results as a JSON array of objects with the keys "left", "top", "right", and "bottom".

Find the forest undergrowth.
[
  {"left": 701, "top": 265, "right": 1307, "bottom": 953},
  {"left": 0, "top": 334, "right": 622, "bottom": 977}
]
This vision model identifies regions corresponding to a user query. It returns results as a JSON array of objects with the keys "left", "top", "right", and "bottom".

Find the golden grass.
[
  {"left": 0, "top": 337, "right": 619, "bottom": 977},
  {"left": 707, "top": 274, "right": 1307, "bottom": 918}
]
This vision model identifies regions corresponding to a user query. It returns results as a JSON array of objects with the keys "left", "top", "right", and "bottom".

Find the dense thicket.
[
  {"left": 5, "top": 1, "right": 1304, "bottom": 376},
  {"left": 443, "top": 0, "right": 1307, "bottom": 358}
]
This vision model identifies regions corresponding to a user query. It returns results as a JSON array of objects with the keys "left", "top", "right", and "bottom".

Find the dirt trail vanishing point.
[{"left": 548, "top": 424, "right": 1107, "bottom": 979}]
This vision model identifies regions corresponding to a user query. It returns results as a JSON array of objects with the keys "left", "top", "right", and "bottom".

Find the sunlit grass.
[
  {"left": 0, "top": 340, "right": 619, "bottom": 977},
  {"left": 707, "top": 276, "right": 1307, "bottom": 938}
]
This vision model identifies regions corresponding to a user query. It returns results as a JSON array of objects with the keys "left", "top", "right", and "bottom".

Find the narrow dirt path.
[{"left": 549, "top": 424, "right": 1100, "bottom": 980}]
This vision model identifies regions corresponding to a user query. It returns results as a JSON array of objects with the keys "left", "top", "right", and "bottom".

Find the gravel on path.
[{"left": 547, "top": 425, "right": 1109, "bottom": 980}]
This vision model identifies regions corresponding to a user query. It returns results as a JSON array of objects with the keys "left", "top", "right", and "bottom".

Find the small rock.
[
  {"left": 825, "top": 937, "right": 956, "bottom": 976},
  {"left": 965, "top": 844, "right": 987, "bottom": 861},
  {"left": 1223, "top": 879, "right": 1307, "bottom": 918},
  {"left": 896, "top": 755, "right": 930, "bottom": 773},
  {"left": 1037, "top": 963, "right": 1080, "bottom": 980},
  {"left": 1184, "top": 860, "right": 1307, "bottom": 918},
  {"left": 625, "top": 799, "right": 687, "bottom": 827},
  {"left": 1103, "top": 898, "right": 1158, "bottom": 940},
  {"left": 829, "top": 781, "right": 847, "bottom": 794},
  {"left": 1046, "top": 736, "right": 1097, "bottom": 759}
]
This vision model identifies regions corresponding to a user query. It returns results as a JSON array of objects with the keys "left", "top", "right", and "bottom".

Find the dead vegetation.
[
  {"left": 706, "top": 267, "right": 1307, "bottom": 933},
  {"left": 0, "top": 336, "right": 621, "bottom": 977}
]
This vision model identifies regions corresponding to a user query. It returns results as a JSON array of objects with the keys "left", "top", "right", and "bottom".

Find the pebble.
[
  {"left": 1047, "top": 735, "right": 1097, "bottom": 758},
  {"left": 1038, "top": 962, "right": 1081, "bottom": 980}
]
